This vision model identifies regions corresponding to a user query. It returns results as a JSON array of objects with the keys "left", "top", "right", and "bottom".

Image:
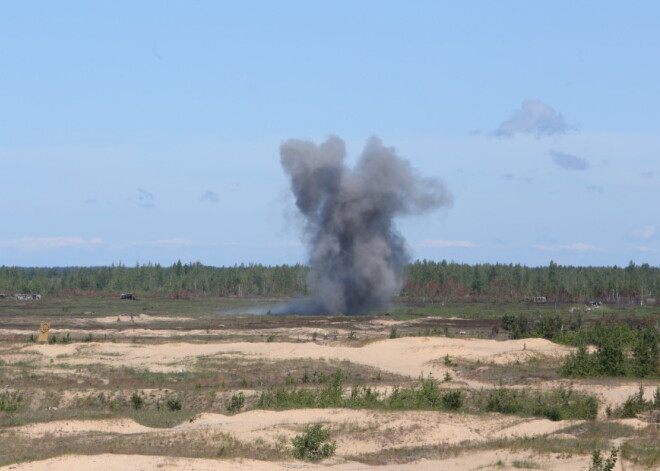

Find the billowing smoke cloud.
[{"left": 275, "top": 135, "right": 452, "bottom": 315}]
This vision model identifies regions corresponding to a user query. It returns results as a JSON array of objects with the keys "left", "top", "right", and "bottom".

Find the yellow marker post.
[{"left": 37, "top": 322, "right": 51, "bottom": 343}]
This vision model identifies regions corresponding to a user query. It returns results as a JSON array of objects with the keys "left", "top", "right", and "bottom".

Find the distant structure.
[
  {"left": 525, "top": 296, "right": 547, "bottom": 304},
  {"left": 14, "top": 294, "right": 42, "bottom": 301}
]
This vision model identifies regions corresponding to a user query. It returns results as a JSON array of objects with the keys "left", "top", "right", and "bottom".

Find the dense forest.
[{"left": 0, "top": 260, "right": 659, "bottom": 305}]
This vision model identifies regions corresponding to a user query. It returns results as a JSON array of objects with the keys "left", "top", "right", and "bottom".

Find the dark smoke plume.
[{"left": 276, "top": 136, "right": 452, "bottom": 316}]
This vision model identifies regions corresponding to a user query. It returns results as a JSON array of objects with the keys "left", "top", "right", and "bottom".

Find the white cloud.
[
  {"left": 0, "top": 237, "right": 104, "bottom": 250},
  {"left": 533, "top": 242, "right": 603, "bottom": 252},
  {"left": 130, "top": 238, "right": 198, "bottom": 247},
  {"left": 415, "top": 240, "right": 478, "bottom": 248},
  {"left": 494, "top": 100, "right": 570, "bottom": 138},
  {"left": 632, "top": 225, "right": 656, "bottom": 240}
]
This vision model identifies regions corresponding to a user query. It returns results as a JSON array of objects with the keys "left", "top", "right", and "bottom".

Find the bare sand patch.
[
  {"left": 93, "top": 314, "right": 194, "bottom": 324},
  {"left": 15, "top": 336, "right": 656, "bottom": 407},
  {"left": 8, "top": 408, "right": 579, "bottom": 456},
  {"left": 0, "top": 450, "right": 611, "bottom": 471},
  {"left": 13, "top": 418, "right": 153, "bottom": 438},
  {"left": 19, "top": 336, "right": 572, "bottom": 377}
]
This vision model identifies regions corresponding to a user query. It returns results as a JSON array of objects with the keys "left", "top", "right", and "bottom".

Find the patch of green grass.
[
  {"left": 0, "top": 390, "right": 24, "bottom": 412},
  {"left": 558, "top": 421, "right": 636, "bottom": 441},
  {"left": 256, "top": 370, "right": 598, "bottom": 420},
  {"left": 0, "top": 427, "right": 286, "bottom": 467},
  {"left": 621, "top": 425, "right": 660, "bottom": 468},
  {"left": 129, "top": 408, "right": 196, "bottom": 428},
  {"left": 511, "top": 460, "right": 542, "bottom": 469}
]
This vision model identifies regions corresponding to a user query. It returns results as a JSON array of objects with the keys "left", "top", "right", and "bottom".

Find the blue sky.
[{"left": 1, "top": 1, "right": 659, "bottom": 267}]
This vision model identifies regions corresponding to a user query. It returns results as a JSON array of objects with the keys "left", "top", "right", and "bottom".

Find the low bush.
[
  {"left": 589, "top": 446, "right": 618, "bottom": 471},
  {"left": 256, "top": 370, "right": 597, "bottom": 420},
  {"left": 130, "top": 391, "right": 144, "bottom": 410},
  {"left": 0, "top": 390, "right": 23, "bottom": 413},
  {"left": 559, "top": 324, "right": 659, "bottom": 378},
  {"left": 609, "top": 385, "right": 660, "bottom": 418},
  {"left": 166, "top": 397, "right": 182, "bottom": 411},
  {"left": 292, "top": 424, "right": 336, "bottom": 461},
  {"left": 227, "top": 392, "right": 245, "bottom": 412}
]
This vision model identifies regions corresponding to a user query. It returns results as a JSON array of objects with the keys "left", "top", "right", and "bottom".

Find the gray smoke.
[{"left": 275, "top": 135, "right": 452, "bottom": 316}]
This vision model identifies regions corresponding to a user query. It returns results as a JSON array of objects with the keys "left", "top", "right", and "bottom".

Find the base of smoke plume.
[{"left": 268, "top": 298, "right": 339, "bottom": 316}]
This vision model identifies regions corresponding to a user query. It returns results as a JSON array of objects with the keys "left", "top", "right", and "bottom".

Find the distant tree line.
[
  {"left": 402, "top": 260, "right": 660, "bottom": 305},
  {"left": 0, "top": 262, "right": 308, "bottom": 297},
  {"left": 0, "top": 259, "right": 659, "bottom": 305}
]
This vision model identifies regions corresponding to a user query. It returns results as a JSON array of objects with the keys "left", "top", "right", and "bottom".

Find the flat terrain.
[{"left": 0, "top": 295, "right": 658, "bottom": 470}]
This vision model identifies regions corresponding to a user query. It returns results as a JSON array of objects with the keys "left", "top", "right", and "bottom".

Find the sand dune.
[
  {"left": 14, "top": 418, "right": 153, "bottom": 438},
  {"left": 21, "top": 336, "right": 570, "bottom": 377},
  {"left": 9, "top": 408, "right": 581, "bottom": 455},
  {"left": 0, "top": 451, "right": 605, "bottom": 471}
]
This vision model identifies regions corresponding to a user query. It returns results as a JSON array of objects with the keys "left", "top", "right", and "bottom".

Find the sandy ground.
[
  {"left": 18, "top": 336, "right": 567, "bottom": 376},
  {"left": 10, "top": 408, "right": 585, "bottom": 449},
  {"left": 11, "top": 336, "right": 655, "bottom": 406},
  {"left": 0, "top": 451, "right": 606, "bottom": 471},
  {"left": 92, "top": 314, "right": 195, "bottom": 324},
  {"left": 6, "top": 408, "right": 645, "bottom": 470},
  {"left": 2, "top": 333, "right": 656, "bottom": 470}
]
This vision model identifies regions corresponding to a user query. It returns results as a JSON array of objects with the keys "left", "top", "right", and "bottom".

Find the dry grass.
[{"left": 0, "top": 428, "right": 287, "bottom": 467}]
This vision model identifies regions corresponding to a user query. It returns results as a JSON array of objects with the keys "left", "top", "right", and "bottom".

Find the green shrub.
[
  {"left": 0, "top": 390, "right": 23, "bottom": 412},
  {"left": 632, "top": 326, "right": 659, "bottom": 377},
  {"left": 130, "top": 391, "right": 144, "bottom": 410},
  {"left": 166, "top": 397, "right": 182, "bottom": 411},
  {"left": 560, "top": 345, "right": 597, "bottom": 377},
  {"left": 616, "top": 385, "right": 650, "bottom": 418},
  {"left": 559, "top": 323, "right": 659, "bottom": 378},
  {"left": 254, "top": 369, "right": 596, "bottom": 420},
  {"left": 292, "top": 424, "right": 336, "bottom": 461},
  {"left": 441, "top": 390, "right": 463, "bottom": 410},
  {"left": 227, "top": 392, "right": 245, "bottom": 412},
  {"left": 486, "top": 388, "right": 522, "bottom": 414},
  {"left": 596, "top": 342, "right": 626, "bottom": 376},
  {"left": 589, "top": 447, "right": 619, "bottom": 471}
]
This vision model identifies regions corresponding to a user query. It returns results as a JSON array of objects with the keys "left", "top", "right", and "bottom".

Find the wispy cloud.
[
  {"left": 534, "top": 242, "right": 603, "bottom": 252},
  {"left": 201, "top": 190, "right": 219, "bottom": 203},
  {"left": 130, "top": 238, "right": 197, "bottom": 247},
  {"left": 415, "top": 240, "right": 479, "bottom": 248},
  {"left": 550, "top": 149, "right": 589, "bottom": 170},
  {"left": 494, "top": 100, "right": 570, "bottom": 138},
  {"left": 138, "top": 188, "right": 156, "bottom": 208},
  {"left": 501, "top": 173, "right": 533, "bottom": 183},
  {"left": 257, "top": 241, "right": 305, "bottom": 248},
  {"left": 631, "top": 225, "right": 656, "bottom": 240},
  {"left": 0, "top": 237, "right": 104, "bottom": 250},
  {"left": 585, "top": 185, "right": 604, "bottom": 193}
]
